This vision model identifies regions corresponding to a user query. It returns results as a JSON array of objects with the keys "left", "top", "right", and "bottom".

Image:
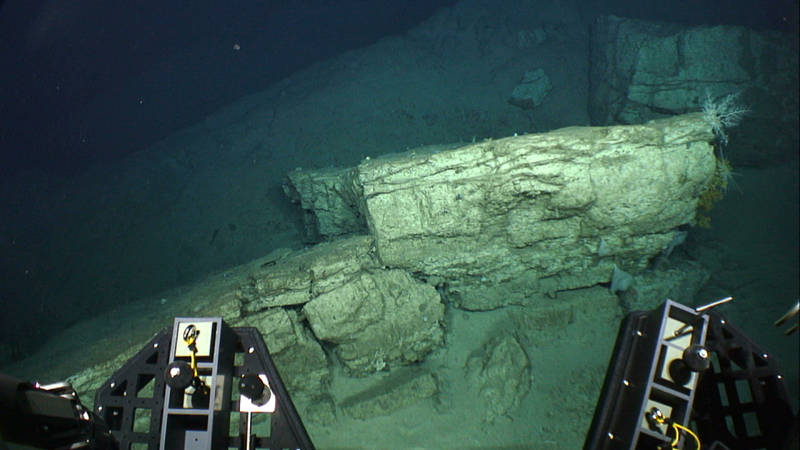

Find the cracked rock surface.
[{"left": 286, "top": 113, "right": 716, "bottom": 310}]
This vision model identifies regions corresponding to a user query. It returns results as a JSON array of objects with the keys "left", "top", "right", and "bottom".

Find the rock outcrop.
[
  {"left": 235, "top": 236, "right": 446, "bottom": 376},
  {"left": 589, "top": 15, "right": 798, "bottom": 164},
  {"left": 63, "top": 114, "right": 718, "bottom": 426},
  {"left": 285, "top": 113, "right": 717, "bottom": 310}
]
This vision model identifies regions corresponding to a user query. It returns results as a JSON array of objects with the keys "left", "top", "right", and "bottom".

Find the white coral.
[{"left": 701, "top": 90, "right": 750, "bottom": 145}]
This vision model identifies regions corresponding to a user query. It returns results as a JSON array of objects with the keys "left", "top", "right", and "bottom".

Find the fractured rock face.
[
  {"left": 589, "top": 15, "right": 797, "bottom": 164},
  {"left": 303, "top": 269, "right": 444, "bottom": 375},
  {"left": 285, "top": 114, "right": 717, "bottom": 310},
  {"left": 236, "top": 235, "right": 446, "bottom": 377},
  {"left": 232, "top": 307, "right": 330, "bottom": 393}
]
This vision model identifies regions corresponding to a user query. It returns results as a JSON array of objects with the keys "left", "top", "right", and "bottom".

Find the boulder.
[
  {"left": 465, "top": 332, "right": 530, "bottom": 423},
  {"left": 303, "top": 269, "right": 444, "bottom": 375},
  {"left": 508, "top": 69, "right": 553, "bottom": 110},
  {"left": 236, "top": 235, "right": 446, "bottom": 376}
]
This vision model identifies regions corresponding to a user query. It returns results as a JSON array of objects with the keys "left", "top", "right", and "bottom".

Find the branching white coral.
[{"left": 701, "top": 90, "right": 750, "bottom": 145}]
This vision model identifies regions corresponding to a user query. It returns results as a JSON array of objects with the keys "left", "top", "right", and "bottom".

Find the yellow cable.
[
  {"left": 189, "top": 349, "right": 198, "bottom": 377},
  {"left": 669, "top": 422, "right": 701, "bottom": 450},
  {"left": 184, "top": 328, "right": 199, "bottom": 377}
]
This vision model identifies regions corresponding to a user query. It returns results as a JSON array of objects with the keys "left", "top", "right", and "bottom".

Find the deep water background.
[{"left": 0, "top": 0, "right": 461, "bottom": 177}]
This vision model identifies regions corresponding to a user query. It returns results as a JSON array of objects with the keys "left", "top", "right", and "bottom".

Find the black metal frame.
[
  {"left": 584, "top": 300, "right": 709, "bottom": 449},
  {"left": 692, "top": 311, "right": 795, "bottom": 449},
  {"left": 584, "top": 300, "right": 795, "bottom": 450},
  {"left": 93, "top": 318, "right": 314, "bottom": 449}
]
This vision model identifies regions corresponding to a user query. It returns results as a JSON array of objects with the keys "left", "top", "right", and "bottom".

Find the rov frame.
[
  {"left": 585, "top": 299, "right": 794, "bottom": 449},
  {"left": 94, "top": 317, "right": 314, "bottom": 449}
]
